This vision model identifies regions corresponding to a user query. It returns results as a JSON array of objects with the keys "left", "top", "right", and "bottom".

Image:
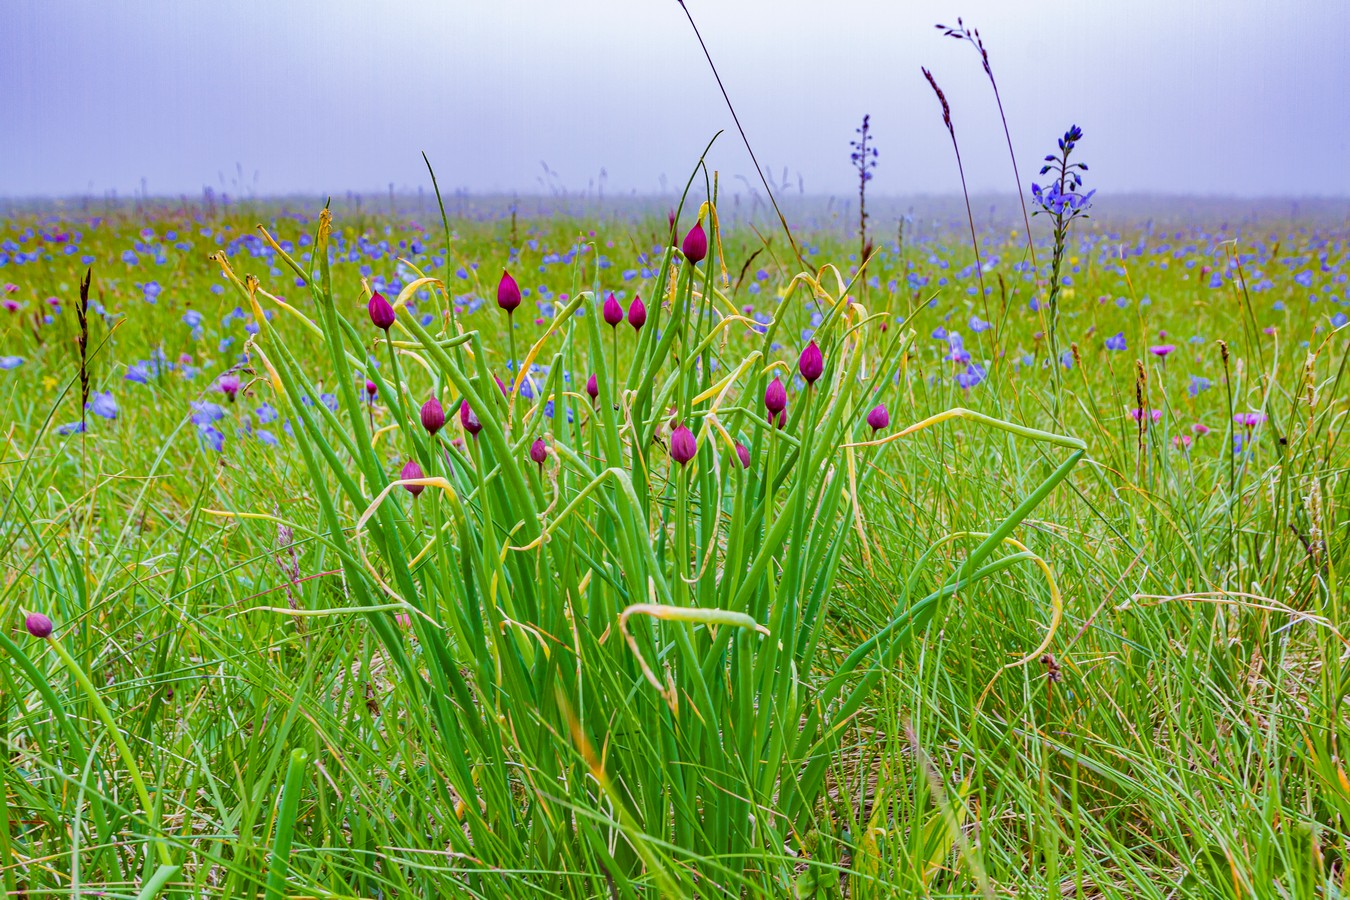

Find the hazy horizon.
[{"left": 4, "top": 0, "right": 1347, "bottom": 200}]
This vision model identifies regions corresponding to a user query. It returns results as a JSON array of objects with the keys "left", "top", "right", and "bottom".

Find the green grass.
[{"left": 1, "top": 191, "right": 1347, "bottom": 898}]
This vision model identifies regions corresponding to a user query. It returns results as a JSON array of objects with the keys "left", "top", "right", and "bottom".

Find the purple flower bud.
[
  {"left": 764, "top": 377, "right": 787, "bottom": 415},
  {"left": 218, "top": 374, "right": 240, "bottom": 402},
  {"left": 365, "top": 380, "right": 377, "bottom": 398},
  {"left": 682, "top": 221, "right": 707, "bottom": 264},
  {"left": 420, "top": 396, "right": 445, "bottom": 436},
  {"left": 799, "top": 340, "right": 824, "bottom": 384},
  {"left": 25, "top": 612, "right": 53, "bottom": 639},
  {"left": 669, "top": 424, "right": 697, "bottom": 465},
  {"left": 530, "top": 437, "right": 548, "bottom": 465},
  {"left": 866, "top": 403, "right": 890, "bottom": 432},
  {"left": 734, "top": 442, "right": 751, "bottom": 469},
  {"left": 586, "top": 373, "right": 598, "bottom": 401},
  {"left": 769, "top": 408, "right": 786, "bottom": 429},
  {"left": 368, "top": 291, "right": 396, "bottom": 331},
  {"left": 602, "top": 292, "right": 624, "bottom": 328},
  {"left": 459, "top": 399, "right": 482, "bottom": 437},
  {"left": 400, "top": 459, "right": 425, "bottom": 497},
  {"left": 628, "top": 293, "right": 647, "bottom": 331},
  {"left": 497, "top": 269, "right": 521, "bottom": 315}
]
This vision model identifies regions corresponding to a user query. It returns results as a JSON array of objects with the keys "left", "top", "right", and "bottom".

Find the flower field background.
[{"left": 1, "top": 187, "right": 1348, "bottom": 897}]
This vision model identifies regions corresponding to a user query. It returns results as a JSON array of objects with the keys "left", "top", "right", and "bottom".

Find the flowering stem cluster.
[{"left": 1031, "top": 125, "right": 1093, "bottom": 411}]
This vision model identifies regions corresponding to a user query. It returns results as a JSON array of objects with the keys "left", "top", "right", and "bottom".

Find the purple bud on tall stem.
[
  {"left": 734, "top": 442, "right": 751, "bottom": 469},
  {"left": 670, "top": 424, "right": 697, "bottom": 466},
  {"left": 682, "top": 221, "right": 707, "bottom": 264},
  {"left": 218, "top": 374, "right": 240, "bottom": 402},
  {"left": 765, "top": 377, "right": 787, "bottom": 415},
  {"left": 585, "top": 374, "right": 598, "bottom": 402},
  {"left": 368, "top": 291, "right": 396, "bottom": 331},
  {"left": 400, "top": 459, "right": 425, "bottom": 497},
  {"left": 866, "top": 403, "right": 890, "bottom": 432},
  {"left": 530, "top": 438, "right": 548, "bottom": 465},
  {"left": 25, "top": 612, "right": 53, "bottom": 638},
  {"left": 798, "top": 340, "right": 824, "bottom": 385},
  {"left": 365, "top": 380, "right": 377, "bottom": 399},
  {"left": 768, "top": 408, "right": 786, "bottom": 429},
  {"left": 602, "top": 292, "right": 624, "bottom": 328},
  {"left": 497, "top": 269, "right": 521, "bottom": 315},
  {"left": 628, "top": 294, "right": 647, "bottom": 331},
  {"left": 420, "top": 396, "right": 445, "bottom": 436},
  {"left": 459, "top": 400, "right": 482, "bottom": 437}
]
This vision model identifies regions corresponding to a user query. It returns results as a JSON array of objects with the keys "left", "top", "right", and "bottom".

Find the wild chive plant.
[
  {"left": 194, "top": 161, "right": 1086, "bottom": 895},
  {"left": 1031, "top": 124, "right": 1094, "bottom": 410}
]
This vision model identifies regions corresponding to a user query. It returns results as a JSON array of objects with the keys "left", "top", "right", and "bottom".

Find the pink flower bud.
[
  {"left": 420, "top": 396, "right": 445, "bottom": 436},
  {"left": 497, "top": 269, "right": 521, "bottom": 315},
  {"left": 734, "top": 442, "right": 751, "bottom": 469},
  {"left": 368, "top": 291, "right": 396, "bottom": 331},
  {"left": 530, "top": 438, "right": 548, "bottom": 465},
  {"left": 670, "top": 424, "right": 697, "bottom": 465},
  {"left": 764, "top": 377, "right": 787, "bottom": 415},
  {"left": 682, "top": 221, "right": 707, "bottom": 264},
  {"left": 459, "top": 399, "right": 482, "bottom": 437},
  {"left": 365, "top": 380, "right": 377, "bottom": 398},
  {"left": 218, "top": 374, "right": 240, "bottom": 402},
  {"left": 798, "top": 340, "right": 824, "bottom": 384},
  {"left": 628, "top": 294, "right": 647, "bottom": 331},
  {"left": 586, "top": 374, "right": 598, "bottom": 401},
  {"left": 400, "top": 459, "right": 424, "bottom": 497},
  {"left": 602, "top": 292, "right": 624, "bottom": 327},
  {"left": 768, "top": 408, "right": 786, "bottom": 429},
  {"left": 866, "top": 403, "right": 890, "bottom": 432},
  {"left": 25, "top": 612, "right": 53, "bottom": 639}
]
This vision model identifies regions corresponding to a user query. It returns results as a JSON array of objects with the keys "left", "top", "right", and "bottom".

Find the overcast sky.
[{"left": 2, "top": 0, "right": 1347, "bottom": 200}]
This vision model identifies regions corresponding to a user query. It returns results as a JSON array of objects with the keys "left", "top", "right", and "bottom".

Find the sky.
[{"left": 2, "top": 0, "right": 1347, "bottom": 201}]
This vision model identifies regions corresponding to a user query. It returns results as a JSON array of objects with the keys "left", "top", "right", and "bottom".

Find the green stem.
[
  {"left": 265, "top": 749, "right": 310, "bottom": 900},
  {"left": 47, "top": 634, "right": 174, "bottom": 868}
]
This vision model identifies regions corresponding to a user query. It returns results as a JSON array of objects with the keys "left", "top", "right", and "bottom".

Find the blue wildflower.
[
  {"left": 200, "top": 426, "right": 225, "bottom": 452},
  {"left": 56, "top": 421, "right": 86, "bottom": 435},
  {"left": 0, "top": 356, "right": 23, "bottom": 369},
  {"left": 1105, "top": 332, "right": 1127, "bottom": 351},
  {"left": 1188, "top": 375, "right": 1212, "bottom": 397},
  {"left": 190, "top": 401, "right": 225, "bottom": 426},
  {"left": 87, "top": 391, "right": 117, "bottom": 419},
  {"left": 956, "top": 363, "right": 986, "bottom": 390}
]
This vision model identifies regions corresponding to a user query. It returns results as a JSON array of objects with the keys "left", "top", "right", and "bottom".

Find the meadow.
[{"left": 1, "top": 180, "right": 1348, "bottom": 898}]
